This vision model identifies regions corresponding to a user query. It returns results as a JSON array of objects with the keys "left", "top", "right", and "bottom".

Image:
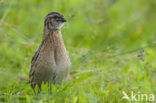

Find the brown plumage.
[{"left": 29, "top": 12, "right": 70, "bottom": 93}]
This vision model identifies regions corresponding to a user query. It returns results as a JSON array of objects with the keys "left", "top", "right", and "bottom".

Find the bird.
[{"left": 29, "top": 12, "right": 71, "bottom": 94}]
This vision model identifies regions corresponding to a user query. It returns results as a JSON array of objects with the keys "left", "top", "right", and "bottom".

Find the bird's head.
[{"left": 44, "top": 12, "right": 67, "bottom": 30}]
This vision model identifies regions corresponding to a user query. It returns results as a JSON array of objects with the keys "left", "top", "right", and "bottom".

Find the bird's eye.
[{"left": 53, "top": 16, "right": 58, "bottom": 19}]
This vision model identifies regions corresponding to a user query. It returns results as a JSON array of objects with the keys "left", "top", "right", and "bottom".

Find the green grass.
[{"left": 0, "top": 0, "right": 156, "bottom": 102}]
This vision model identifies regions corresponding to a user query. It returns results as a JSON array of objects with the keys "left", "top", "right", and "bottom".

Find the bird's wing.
[
  {"left": 29, "top": 34, "right": 49, "bottom": 83},
  {"left": 29, "top": 50, "right": 39, "bottom": 83},
  {"left": 29, "top": 43, "right": 43, "bottom": 83}
]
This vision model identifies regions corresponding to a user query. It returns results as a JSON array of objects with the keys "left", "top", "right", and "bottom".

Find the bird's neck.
[
  {"left": 43, "top": 26, "right": 60, "bottom": 40},
  {"left": 42, "top": 26, "right": 70, "bottom": 65}
]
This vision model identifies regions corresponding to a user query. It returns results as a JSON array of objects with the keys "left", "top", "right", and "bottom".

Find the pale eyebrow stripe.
[{"left": 44, "top": 15, "right": 54, "bottom": 21}]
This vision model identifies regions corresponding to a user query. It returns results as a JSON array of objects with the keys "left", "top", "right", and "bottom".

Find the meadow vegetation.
[{"left": 0, "top": 0, "right": 156, "bottom": 102}]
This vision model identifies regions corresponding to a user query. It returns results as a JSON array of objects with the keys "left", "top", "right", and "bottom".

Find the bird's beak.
[{"left": 61, "top": 17, "right": 67, "bottom": 22}]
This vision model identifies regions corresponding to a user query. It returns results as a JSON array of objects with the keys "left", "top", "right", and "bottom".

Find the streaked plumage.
[{"left": 29, "top": 12, "right": 70, "bottom": 93}]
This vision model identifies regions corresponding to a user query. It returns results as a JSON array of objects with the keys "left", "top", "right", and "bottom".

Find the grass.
[{"left": 0, "top": 0, "right": 156, "bottom": 102}]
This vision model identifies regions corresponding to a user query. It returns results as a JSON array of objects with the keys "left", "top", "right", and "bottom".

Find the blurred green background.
[{"left": 0, "top": 0, "right": 156, "bottom": 102}]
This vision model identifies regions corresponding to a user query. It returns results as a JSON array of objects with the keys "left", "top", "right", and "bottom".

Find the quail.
[{"left": 29, "top": 12, "right": 70, "bottom": 93}]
